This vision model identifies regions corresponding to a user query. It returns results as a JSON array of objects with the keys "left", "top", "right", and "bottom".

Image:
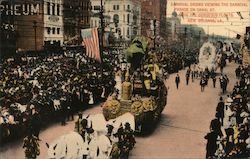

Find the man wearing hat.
[{"left": 216, "top": 97, "right": 225, "bottom": 126}]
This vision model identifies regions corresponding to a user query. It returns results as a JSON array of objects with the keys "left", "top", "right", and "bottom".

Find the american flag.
[{"left": 81, "top": 28, "right": 101, "bottom": 62}]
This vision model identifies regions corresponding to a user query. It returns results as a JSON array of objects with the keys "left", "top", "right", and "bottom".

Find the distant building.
[
  {"left": 63, "top": 0, "right": 91, "bottom": 45},
  {"left": 0, "top": 0, "right": 64, "bottom": 52},
  {"left": 141, "top": 0, "right": 167, "bottom": 38},
  {"left": 167, "top": 11, "right": 205, "bottom": 43},
  {"left": 44, "top": 0, "right": 64, "bottom": 47},
  {"left": 166, "top": 10, "right": 181, "bottom": 40},
  {"left": 90, "top": 0, "right": 141, "bottom": 41}
]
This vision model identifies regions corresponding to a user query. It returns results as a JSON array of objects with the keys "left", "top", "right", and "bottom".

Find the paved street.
[
  {"left": 0, "top": 62, "right": 238, "bottom": 159},
  {"left": 131, "top": 62, "right": 238, "bottom": 159}
]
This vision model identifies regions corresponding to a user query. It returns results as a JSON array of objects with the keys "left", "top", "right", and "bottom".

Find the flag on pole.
[
  {"left": 236, "top": 12, "right": 243, "bottom": 19},
  {"left": 81, "top": 28, "right": 101, "bottom": 62},
  {"left": 179, "top": 12, "right": 184, "bottom": 19}
]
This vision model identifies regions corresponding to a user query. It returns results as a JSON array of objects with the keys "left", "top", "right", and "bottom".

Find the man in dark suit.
[
  {"left": 216, "top": 97, "right": 225, "bottom": 126},
  {"left": 175, "top": 74, "right": 180, "bottom": 89}
]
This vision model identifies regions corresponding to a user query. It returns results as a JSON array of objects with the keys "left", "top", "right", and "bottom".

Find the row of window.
[
  {"left": 47, "top": 2, "right": 60, "bottom": 16},
  {"left": 47, "top": 27, "right": 61, "bottom": 35},
  {"left": 113, "top": 4, "right": 130, "bottom": 11},
  {"left": 92, "top": 5, "right": 130, "bottom": 11},
  {"left": 114, "top": 14, "right": 135, "bottom": 24}
]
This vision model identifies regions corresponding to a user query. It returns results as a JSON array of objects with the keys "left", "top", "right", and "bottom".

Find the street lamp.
[
  {"left": 153, "top": 18, "right": 156, "bottom": 49},
  {"left": 198, "top": 30, "right": 201, "bottom": 49},
  {"left": 33, "top": 20, "right": 37, "bottom": 52}
]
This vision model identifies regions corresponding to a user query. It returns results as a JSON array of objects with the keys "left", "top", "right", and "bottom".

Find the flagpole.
[
  {"left": 99, "top": 0, "right": 105, "bottom": 77},
  {"left": 100, "top": 0, "right": 105, "bottom": 62}
]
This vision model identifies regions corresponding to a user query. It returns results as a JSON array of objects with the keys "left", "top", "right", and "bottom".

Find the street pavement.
[
  {"left": 0, "top": 62, "right": 238, "bottom": 159},
  {"left": 130, "top": 62, "right": 238, "bottom": 159}
]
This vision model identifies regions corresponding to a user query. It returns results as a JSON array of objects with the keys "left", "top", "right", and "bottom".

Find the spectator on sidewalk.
[
  {"left": 216, "top": 97, "right": 225, "bottom": 126},
  {"left": 175, "top": 74, "right": 180, "bottom": 89},
  {"left": 200, "top": 77, "right": 206, "bottom": 92}
]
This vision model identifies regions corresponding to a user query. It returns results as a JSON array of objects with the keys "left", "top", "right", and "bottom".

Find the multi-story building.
[
  {"left": 90, "top": 0, "right": 141, "bottom": 41},
  {"left": 0, "top": 0, "right": 64, "bottom": 52},
  {"left": 44, "top": 0, "right": 64, "bottom": 47},
  {"left": 141, "top": 0, "right": 167, "bottom": 38},
  {"left": 167, "top": 11, "right": 205, "bottom": 41},
  {"left": 63, "top": 0, "right": 91, "bottom": 45},
  {"left": 166, "top": 10, "right": 181, "bottom": 40}
]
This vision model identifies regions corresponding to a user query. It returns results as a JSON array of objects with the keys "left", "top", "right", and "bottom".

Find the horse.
[
  {"left": 88, "top": 134, "right": 112, "bottom": 159},
  {"left": 47, "top": 132, "right": 112, "bottom": 159},
  {"left": 46, "top": 132, "right": 87, "bottom": 159},
  {"left": 107, "top": 113, "right": 135, "bottom": 134}
]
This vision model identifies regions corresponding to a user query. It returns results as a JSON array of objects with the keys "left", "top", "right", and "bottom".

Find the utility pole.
[
  {"left": 99, "top": 0, "right": 104, "bottom": 60},
  {"left": 183, "top": 27, "right": 187, "bottom": 53},
  {"left": 33, "top": 20, "right": 37, "bottom": 52},
  {"left": 153, "top": 18, "right": 156, "bottom": 49},
  {"left": 198, "top": 30, "right": 201, "bottom": 49}
]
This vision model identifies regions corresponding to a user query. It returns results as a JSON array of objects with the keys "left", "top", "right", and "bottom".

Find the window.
[
  {"left": 113, "top": 14, "right": 119, "bottom": 24},
  {"left": 127, "top": 27, "right": 130, "bottom": 36},
  {"left": 57, "top": 4, "right": 60, "bottom": 15},
  {"left": 127, "top": 14, "right": 130, "bottom": 23},
  {"left": 57, "top": 28, "right": 60, "bottom": 34},
  {"left": 127, "top": 5, "right": 130, "bottom": 10},
  {"left": 52, "top": 3, "right": 55, "bottom": 15},
  {"left": 47, "top": 2, "right": 50, "bottom": 15},
  {"left": 47, "top": 27, "right": 51, "bottom": 34},
  {"left": 52, "top": 27, "right": 55, "bottom": 34},
  {"left": 133, "top": 15, "right": 137, "bottom": 25},
  {"left": 113, "top": 5, "right": 119, "bottom": 10},
  {"left": 94, "top": 6, "right": 100, "bottom": 10}
]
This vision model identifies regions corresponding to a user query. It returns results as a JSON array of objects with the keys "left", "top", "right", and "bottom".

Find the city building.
[
  {"left": 141, "top": 0, "right": 167, "bottom": 38},
  {"left": 166, "top": 10, "right": 205, "bottom": 46},
  {"left": 44, "top": 0, "right": 64, "bottom": 47},
  {"left": 63, "top": 0, "right": 91, "bottom": 45},
  {"left": 166, "top": 10, "right": 181, "bottom": 40},
  {"left": 90, "top": 0, "right": 141, "bottom": 41},
  {"left": 0, "top": 0, "right": 64, "bottom": 52},
  {"left": 0, "top": 0, "right": 44, "bottom": 52}
]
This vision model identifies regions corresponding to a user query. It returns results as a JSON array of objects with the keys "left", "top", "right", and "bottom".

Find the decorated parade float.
[
  {"left": 198, "top": 40, "right": 238, "bottom": 72},
  {"left": 102, "top": 36, "right": 168, "bottom": 134},
  {"left": 45, "top": 36, "right": 168, "bottom": 159}
]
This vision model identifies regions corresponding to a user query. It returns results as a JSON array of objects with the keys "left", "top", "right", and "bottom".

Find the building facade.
[
  {"left": 44, "top": 0, "right": 64, "bottom": 47},
  {"left": 0, "top": 0, "right": 44, "bottom": 52},
  {"left": 0, "top": 0, "right": 65, "bottom": 52},
  {"left": 90, "top": 0, "right": 141, "bottom": 41},
  {"left": 141, "top": 0, "right": 167, "bottom": 38},
  {"left": 63, "top": 0, "right": 91, "bottom": 45}
]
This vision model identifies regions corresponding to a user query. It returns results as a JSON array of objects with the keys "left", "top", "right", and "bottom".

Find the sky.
[{"left": 166, "top": 0, "right": 250, "bottom": 37}]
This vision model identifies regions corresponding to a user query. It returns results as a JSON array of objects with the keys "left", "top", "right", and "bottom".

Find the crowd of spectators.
[
  {"left": 205, "top": 65, "right": 250, "bottom": 158},
  {"left": 0, "top": 49, "right": 120, "bottom": 144}
]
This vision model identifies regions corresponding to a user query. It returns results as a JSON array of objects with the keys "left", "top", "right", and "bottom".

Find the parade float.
[
  {"left": 198, "top": 41, "right": 222, "bottom": 71},
  {"left": 102, "top": 36, "right": 168, "bottom": 134}
]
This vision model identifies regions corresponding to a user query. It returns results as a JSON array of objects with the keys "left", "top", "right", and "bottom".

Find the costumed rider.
[
  {"left": 143, "top": 58, "right": 160, "bottom": 96},
  {"left": 121, "top": 71, "right": 132, "bottom": 100},
  {"left": 132, "top": 68, "right": 144, "bottom": 96},
  {"left": 74, "top": 113, "right": 94, "bottom": 143},
  {"left": 112, "top": 123, "right": 136, "bottom": 159}
]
